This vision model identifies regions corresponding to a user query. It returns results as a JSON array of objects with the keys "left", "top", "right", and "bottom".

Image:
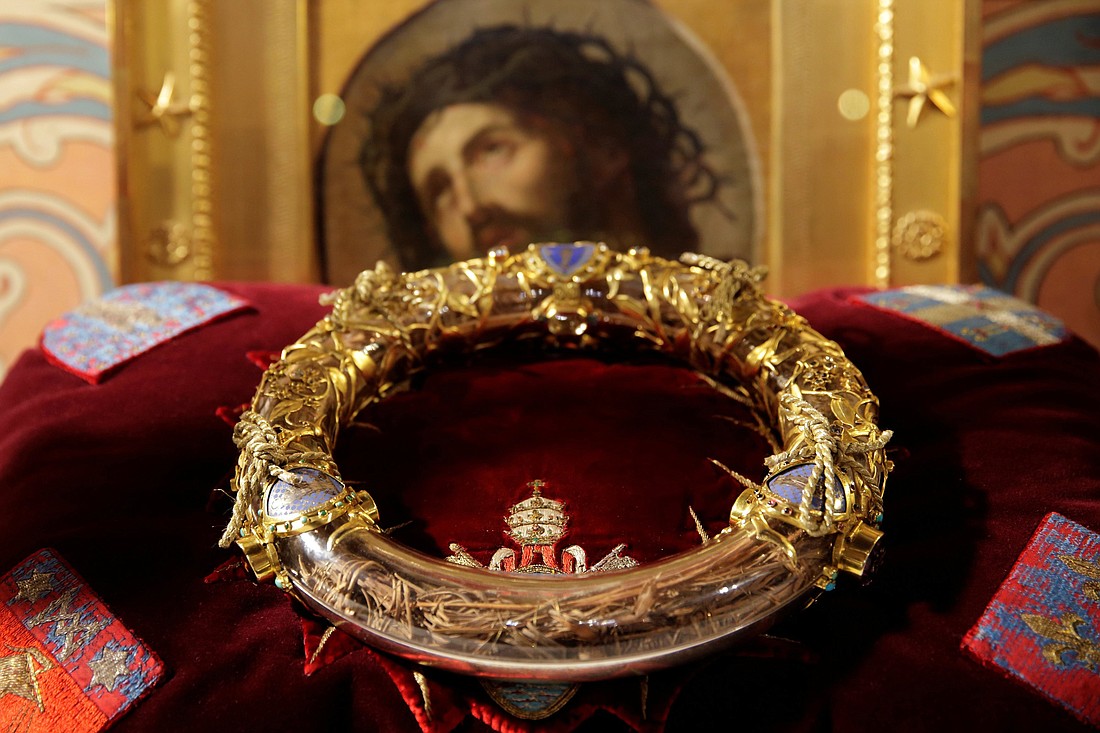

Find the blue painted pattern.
[
  {"left": 0, "top": 24, "right": 111, "bottom": 73},
  {"left": 265, "top": 468, "right": 343, "bottom": 519},
  {"left": 983, "top": 14, "right": 1100, "bottom": 80},
  {"left": 766, "top": 463, "right": 846, "bottom": 512},
  {"left": 0, "top": 207, "right": 113, "bottom": 290},
  {"left": 540, "top": 243, "right": 595, "bottom": 277}
]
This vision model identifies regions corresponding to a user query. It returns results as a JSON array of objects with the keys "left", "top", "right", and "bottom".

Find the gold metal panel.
[
  {"left": 112, "top": 0, "right": 316, "bottom": 283},
  {"left": 887, "top": 0, "right": 980, "bottom": 288},
  {"left": 771, "top": 0, "right": 978, "bottom": 295},
  {"left": 113, "top": 0, "right": 213, "bottom": 282},
  {"left": 770, "top": 0, "right": 879, "bottom": 295}
]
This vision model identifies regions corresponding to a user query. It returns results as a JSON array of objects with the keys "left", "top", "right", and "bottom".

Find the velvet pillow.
[{"left": 0, "top": 283, "right": 1096, "bottom": 732}]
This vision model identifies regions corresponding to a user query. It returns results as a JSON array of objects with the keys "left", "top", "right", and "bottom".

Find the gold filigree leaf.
[
  {"left": 445, "top": 292, "right": 481, "bottom": 318},
  {"left": 612, "top": 295, "right": 647, "bottom": 319},
  {"left": 325, "top": 367, "right": 348, "bottom": 396},
  {"left": 268, "top": 399, "right": 306, "bottom": 423},
  {"left": 855, "top": 399, "right": 878, "bottom": 423},
  {"left": 604, "top": 268, "right": 624, "bottom": 300},
  {"left": 674, "top": 287, "right": 697, "bottom": 322},
  {"left": 284, "top": 346, "right": 325, "bottom": 367},
  {"left": 831, "top": 397, "right": 858, "bottom": 425},
  {"left": 786, "top": 381, "right": 804, "bottom": 402}
]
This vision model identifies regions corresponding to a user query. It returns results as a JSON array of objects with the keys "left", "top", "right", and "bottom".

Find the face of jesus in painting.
[
  {"left": 349, "top": 23, "right": 741, "bottom": 277},
  {"left": 406, "top": 102, "right": 591, "bottom": 260}
]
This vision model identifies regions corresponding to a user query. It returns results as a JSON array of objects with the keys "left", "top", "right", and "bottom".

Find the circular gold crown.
[
  {"left": 505, "top": 481, "right": 568, "bottom": 546},
  {"left": 226, "top": 244, "right": 892, "bottom": 681}
]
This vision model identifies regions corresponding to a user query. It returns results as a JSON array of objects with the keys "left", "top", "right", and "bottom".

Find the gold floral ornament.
[{"left": 221, "top": 243, "right": 892, "bottom": 681}]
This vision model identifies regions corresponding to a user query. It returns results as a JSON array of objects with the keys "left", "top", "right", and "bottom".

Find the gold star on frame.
[
  {"left": 135, "top": 71, "right": 194, "bottom": 137},
  {"left": 894, "top": 56, "right": 957, "bottom": 128}
]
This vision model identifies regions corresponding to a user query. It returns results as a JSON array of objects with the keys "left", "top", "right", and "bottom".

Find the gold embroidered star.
[
  {"left": 136, "top": 71, "right": 194, "bottom": 138},
  {"left": 894, "top": 56, "right": 957, "bottom": 128},
  {"left": 87, "top": 645, "right": 131, "bottom": 692},
  {"left": 13, "top": 571, "right": 55, "bottom": 603}
]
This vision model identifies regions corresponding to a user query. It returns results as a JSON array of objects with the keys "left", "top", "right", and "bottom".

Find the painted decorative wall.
[
  {"left": 0, "top": 1, "right": 115, "bottom": 380},
  {"left": 978, "top": 0, "right": 1100, "bottom": 348}
]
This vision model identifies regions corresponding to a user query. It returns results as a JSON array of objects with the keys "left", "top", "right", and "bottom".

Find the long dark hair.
[{"left": 361, "top": 24, "right": 726, "bottom": 270}]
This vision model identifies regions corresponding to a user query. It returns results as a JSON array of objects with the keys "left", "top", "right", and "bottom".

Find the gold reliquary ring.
[{"left": 222, "top": 242, "right": 892, "bottom": 681}]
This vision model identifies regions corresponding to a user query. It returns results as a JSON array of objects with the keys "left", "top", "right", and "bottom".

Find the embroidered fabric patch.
[
  {"left": 855, "top": 284, "right": 1067, "bottom": 356},
  {"left": 41, "top": 282, "right": 249, "bottom": 383},
  {"left": 0, "top": 548, "right": 164, "bottom": 732},
  {"left": 962, "top": 513, "right": 1100, "bottom": 727}
]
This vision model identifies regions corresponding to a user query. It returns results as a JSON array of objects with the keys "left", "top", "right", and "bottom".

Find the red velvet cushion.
[
  {"left": 344, "top": 356, "right": 771, "bottom": 563},
  {"left": 0, "top": 283, "right": 1097, "bottom": 732}
]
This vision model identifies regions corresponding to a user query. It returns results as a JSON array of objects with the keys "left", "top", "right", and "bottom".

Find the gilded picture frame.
[{"left": 111, "top": 0, "right": 977, "bottom": 294}]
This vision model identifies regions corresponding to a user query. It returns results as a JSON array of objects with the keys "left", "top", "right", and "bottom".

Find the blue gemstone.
[{"left": 540, "top": 243, "right": 595, "bottom": 277}]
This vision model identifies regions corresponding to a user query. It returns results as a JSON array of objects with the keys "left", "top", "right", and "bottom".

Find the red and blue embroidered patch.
[
  {"left": 855, "top": 284, "right": 1067, "bottom": 356},
  {"left": 41, "top": 282, "right": 249, "bottom": 383},
  {"left": 963, "top": 513, "right": 1100, "bottom": 726},
  {"left": 0, "top": 549, "right": 164, "bottom": 731}
]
